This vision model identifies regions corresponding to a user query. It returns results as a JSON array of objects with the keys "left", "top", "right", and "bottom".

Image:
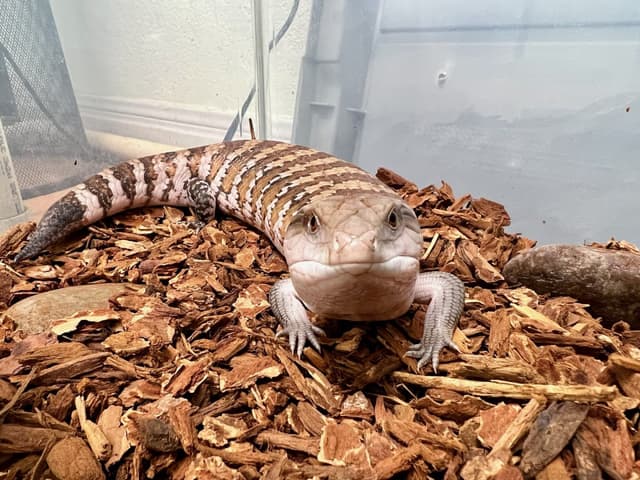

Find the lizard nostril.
[
  {"left": 335, "top": 232, "right": 376, "bottom": 252},
  {"left": 361, "top": 231, "right": 376, "bottom": 250},
  {"left": 334, "top": 232, "right": 352, "bottom": 251}
]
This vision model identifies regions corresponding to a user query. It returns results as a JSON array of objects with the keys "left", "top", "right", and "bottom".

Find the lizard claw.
[
  {"left": 406, "top": 335, "right": 458, "bottom": 373},
  {"left": 445, "top": 338, "right": 460, "bottom": 353},
  {"left": 406, "top": 342, "right": 436, "bottom": 372},
  {"left": 276, "top": 325, "right": 325, "bottom": 357}
]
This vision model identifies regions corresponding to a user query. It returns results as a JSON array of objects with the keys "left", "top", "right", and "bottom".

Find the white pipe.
[{"left": 252, "top": 0, "right": 272, "bottom": 139}]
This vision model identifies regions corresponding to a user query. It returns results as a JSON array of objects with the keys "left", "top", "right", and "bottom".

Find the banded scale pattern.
[{"left": 15, "top": 140, "right": 399, "bottom": 261}]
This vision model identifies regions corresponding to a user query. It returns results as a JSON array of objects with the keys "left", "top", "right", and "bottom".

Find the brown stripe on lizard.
[
  {"left": 234, "top": 144, "right": 305, "bottom": 204},
  {"left": 255, "top": 155, "right": 338, "bottom": 222},
  {"left": 84, "top": 173, "right": 114, "bottom": 216},
  {"left": 185, "top": 146, "right": 207, "bottom": 178},
  {"left": 219, "top": 141, "right": 297, "bottom": 195},
  {"left": 139, "top": 155, "right": 159, "bottom": 202},
  {"left": 111, "top": 162, "right": 138, "bottom": 205}
]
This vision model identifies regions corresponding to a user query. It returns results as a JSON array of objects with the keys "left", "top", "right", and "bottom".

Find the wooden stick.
[
  {"left": 0, "top": 368, "right": 36, "bottom": 424},
  {"left": 392, "top": 372, "right": 617, "bottom": 402},
  {"left": 421, "top": 232, "right": 440, "bottom": 261},
  {"left": 489, "top": 397, "right": 545, "bottom": 457}
]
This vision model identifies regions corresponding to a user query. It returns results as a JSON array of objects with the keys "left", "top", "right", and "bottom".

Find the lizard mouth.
[{"left": 289, "top": 256, "right": 419, "bottom": 279}]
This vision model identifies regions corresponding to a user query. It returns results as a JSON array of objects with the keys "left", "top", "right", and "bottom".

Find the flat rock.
[{"left": 3, "top": 283, "right": 132, "bottom": 334}]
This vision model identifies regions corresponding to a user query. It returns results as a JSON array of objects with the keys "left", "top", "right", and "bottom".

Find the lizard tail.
[
  {"left": 13, "top": 191, "right": 87, "bottom": 262},
  {"left": 12, "top": 145, "right": 203, "bottom": 262}
]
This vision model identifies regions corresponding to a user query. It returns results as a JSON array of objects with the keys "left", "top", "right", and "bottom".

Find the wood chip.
[
  {"left": 575, "top": 408, "right": 634, "bottom": 480},
  {"left": 219, "top": 354, "right": 283, "bottom": 391},
  {"left": 519, "top": 402, "right": 589, "bottom": 478},
  {"left": 46, "top": 436, "right": 106, "bottom": 480}
]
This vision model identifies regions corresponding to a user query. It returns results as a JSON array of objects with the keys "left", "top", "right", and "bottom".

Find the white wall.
[{"left": 49, "top": 0, "right": 311, "bottom": 144}]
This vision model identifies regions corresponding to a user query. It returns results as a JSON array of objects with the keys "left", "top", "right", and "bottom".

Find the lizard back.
[{"left": 15, "top": 140, "right": 400, "bottom": 260}]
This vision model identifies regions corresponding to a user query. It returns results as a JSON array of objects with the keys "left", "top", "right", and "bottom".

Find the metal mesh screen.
[{"left": 0, "top": 0, "right": 112, "bottom": 199}]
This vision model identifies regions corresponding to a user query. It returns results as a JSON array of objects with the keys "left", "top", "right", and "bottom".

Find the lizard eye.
[
  {"left": 387, "top": 207, "right": 400, "bottom": 230},
  {"left": 304, "top": 212, "right": 320, "bottom": 235}
]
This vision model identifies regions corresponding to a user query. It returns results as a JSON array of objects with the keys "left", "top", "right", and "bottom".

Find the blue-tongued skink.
[{"left": 14, "top": 140, "right": 465, "bottom": 370}]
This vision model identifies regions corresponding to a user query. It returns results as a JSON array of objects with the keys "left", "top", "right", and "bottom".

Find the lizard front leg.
[
  {"left": 405, "top": 271, "right": 465, "bottom": 371},
  {"left": 269, "top": 279, "right": 325, "bottom": 356}
]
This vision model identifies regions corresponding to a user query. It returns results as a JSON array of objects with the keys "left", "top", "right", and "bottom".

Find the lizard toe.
[
  {"left": 405, "top": 341, "right": 442, "bottom": 372},
  {"left": 446, "top": 338, "right": 460, "bottom": 353},
  {"left": 296, "top": 330, "right": 307, "bottom": 357},
  {"left": 276, "top": 325, "right": 324, "bottom": 356}
]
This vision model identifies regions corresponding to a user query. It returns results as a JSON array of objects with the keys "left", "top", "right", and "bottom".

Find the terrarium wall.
[{"left": 49, "top": 0, "right": 311, "bottom": 144}]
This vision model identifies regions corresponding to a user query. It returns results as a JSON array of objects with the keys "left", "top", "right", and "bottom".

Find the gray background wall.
[{"left": 337, "top": 1, "right": 640, "bottom": 245}]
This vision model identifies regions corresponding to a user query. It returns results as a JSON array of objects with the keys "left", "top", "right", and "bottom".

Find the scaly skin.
[{"left": 14, "top": 140, "right": 465, "bottom": 370}]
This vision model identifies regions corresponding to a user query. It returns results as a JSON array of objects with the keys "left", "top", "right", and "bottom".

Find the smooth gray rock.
[{"left": 504, "top": 244, "right": 640, "bottom": 327}]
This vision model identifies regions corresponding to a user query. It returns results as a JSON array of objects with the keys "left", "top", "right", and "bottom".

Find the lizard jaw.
[
  {"left": 288, "top": 256, "right": 419, "bottom": 321},
  {"left": 289, "top": 256, "right": 419, "bottom": 279}
]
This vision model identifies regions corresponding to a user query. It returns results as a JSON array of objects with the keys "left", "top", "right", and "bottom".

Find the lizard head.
[{"left": 282, "top": 193, "right": 422, "bottom": 320}]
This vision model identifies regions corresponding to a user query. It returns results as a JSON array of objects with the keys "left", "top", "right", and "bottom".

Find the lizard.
[{"left": 13, "top": 140, "right": 465, "bottom": 370}]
